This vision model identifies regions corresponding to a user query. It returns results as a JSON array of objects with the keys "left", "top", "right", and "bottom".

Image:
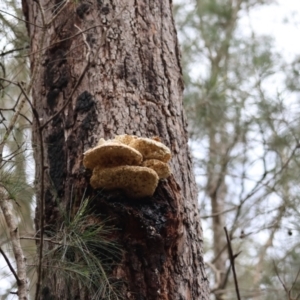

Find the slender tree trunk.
[
  {"left": 207, "top": 130, "right": 227, "bottom": 300},
  {"left": 23, "top": 0, "right": 210, "bottom": 299}
]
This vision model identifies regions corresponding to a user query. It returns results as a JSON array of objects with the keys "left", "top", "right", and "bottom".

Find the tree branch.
[
  {"left": 0, "top": 246, "right": 20, "bottom": 284},
  {"left": 224, "top": 227, "right": 241, "bottom": 300},
  {"left": 0, "top": 186, "right": 28, "bottom": 299}
]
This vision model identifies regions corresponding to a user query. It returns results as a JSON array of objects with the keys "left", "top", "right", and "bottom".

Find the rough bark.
[{"left": 23, "top": 0, "right": 210, "bottom": 299}]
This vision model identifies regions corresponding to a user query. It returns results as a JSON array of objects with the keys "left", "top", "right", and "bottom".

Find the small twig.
[
  {"left": 205, "top": 261, "right": 222, "bottom": 291},
  {"left": 224, "top": 227, "right": 241, "bottom": 300},
  {"left": 0, "top": 46, "right": 30, "bottom": 57},
  {"left": 0, "top": 9, "right": 44, "bottom": 29},
  {"left": 9, "top": 291, "right": 18, "bottom": 295},
  {"left": 0, "top": 144, "right": 27, "bottom": 169},
  {"left": 211, "top": 243, "right": 227, "bottom": 264},
  {"left": 0, "top": 96, "right": 27, "bottom": 157},
  {"left": 74, "top": 24, "right": 91, "bottom": 62},
  {"left": 0, "top": 246, "right": 20, "bottom": 284},
  {"left": 201, "top": 206, "right": 237, "bottom": 219},
  {"left": 43, "top": 28, "right": 110, "bottom": 130},
  {"left": 34, "top": 0, "right": 46, "bottom": 27},
  {"left": 20, "top": 24, "right": 105, "bottom": 58},
  {"left": 291, "top": 265, "right": 300, "bottom": 294},
  {"left": 46, "top": 0, "right": 69, "bottom": 26},
  {"left": 40, "top": 33, "right": 91, "bottom": 129},
  {"left": 220, "top": 263, "right": 232, "bottom": 290},
  {"left": 20, "top": 236, "right": 62, "bottom": 246},
  {"left": 273, "top": 260, "right": 290, "bottom": 298}
]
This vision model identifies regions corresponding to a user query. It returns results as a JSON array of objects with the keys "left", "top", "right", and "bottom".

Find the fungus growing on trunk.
[
  {"left": 142, "top": 159, "right": 171, "bottom": 179},
  {"left": 83, "top": 141, "right": 143, "bottom": 169},
  {"left": 83, "top": 135, "right": 172, "bottom": 198},
  {"left": 90, "top": 165, "right": 159, "bottom": 198},
  {"left": 129, "top": 137, "right": 171, "bottom": 162}
]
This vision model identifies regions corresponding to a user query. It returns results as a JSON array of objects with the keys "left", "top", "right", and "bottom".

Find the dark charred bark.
[{"left": 23, "top": 0, "right": 210, "bottom": 299}]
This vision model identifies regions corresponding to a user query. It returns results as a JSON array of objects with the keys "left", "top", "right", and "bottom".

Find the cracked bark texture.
[{"left": 23, "top": 0, "right": 210, "bottom": 299}]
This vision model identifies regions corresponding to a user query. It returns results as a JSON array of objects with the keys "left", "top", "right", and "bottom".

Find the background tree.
[
  {"left": 20, "top": 0, "right": 210, "bottom": 299},
  {"left": 0, "top": 1, "right": 36, "bottom": 298},
  {"left": 175, "top": 0, "right": 300, "bottom": 299}
]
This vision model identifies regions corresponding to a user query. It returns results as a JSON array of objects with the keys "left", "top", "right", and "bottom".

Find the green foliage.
[{"left": 41, "top": 198, "right": 123, "bottom": 299}]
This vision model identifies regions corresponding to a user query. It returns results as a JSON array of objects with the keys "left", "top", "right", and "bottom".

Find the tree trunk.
[
  {"left": 23, "top": 0, "right": 210, "bottom": 299},
  {"left": 207, "top": 129, "right": 227, "bottom": 300}
]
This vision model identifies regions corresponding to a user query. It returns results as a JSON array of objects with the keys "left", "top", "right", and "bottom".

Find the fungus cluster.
[{"left": 83, "top": 135, "right": 172, "bottom": 198}]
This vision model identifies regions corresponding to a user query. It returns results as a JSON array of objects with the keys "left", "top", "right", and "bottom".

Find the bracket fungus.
[
  {"left": 83, "top": 135, "right": 172, "bottom": 198},
  {"left": 129, "top": 137, "right": 171, "bottom": 163},
  {"left": 142, "top": 159, "right": 171, "bottom": 179},
  {"left": 90, "top": 166, "right": 159, "bottom": 198},
  {"left": 83, "top": 141, "right": 143, "bottom": 170}
]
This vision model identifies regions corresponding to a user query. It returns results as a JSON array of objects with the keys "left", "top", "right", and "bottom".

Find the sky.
[{"left": 246, "top": 0, "right": 300, "bottom": 60}]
